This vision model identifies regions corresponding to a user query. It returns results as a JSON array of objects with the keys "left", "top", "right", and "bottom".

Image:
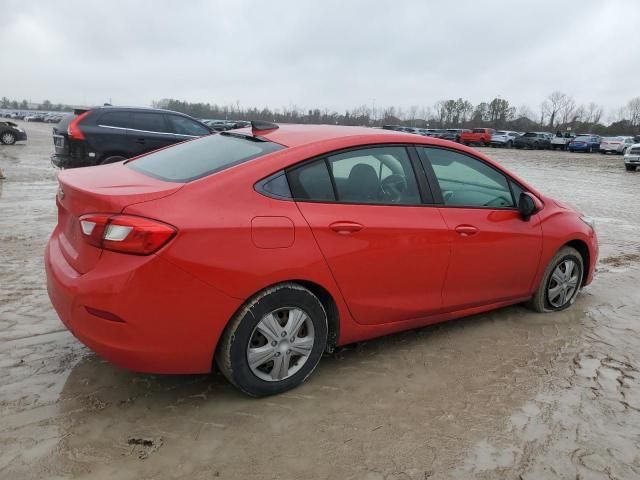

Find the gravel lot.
[{"left": 1, "top": 121, "right": 640, "bottom": 480}]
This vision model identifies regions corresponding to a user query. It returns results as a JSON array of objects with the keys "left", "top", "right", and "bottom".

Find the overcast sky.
[{"left": 2, "top": 0, "right": 639, "bottom": 115}]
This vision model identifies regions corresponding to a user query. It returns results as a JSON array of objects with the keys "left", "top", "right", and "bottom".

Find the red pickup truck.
[{"left": 459, "top": 128, "right": 495, "bottom": 146}]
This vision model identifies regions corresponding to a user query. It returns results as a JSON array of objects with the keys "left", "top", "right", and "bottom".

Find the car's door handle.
[
  {"left": 329, "top": 221, "right": 364, "bottom": 234},
  {"left": 455, "top": 224, "right": 479, "bottom": 237},
  {"left": 136, "top": 138, "right": 146, "bottom": 144}
]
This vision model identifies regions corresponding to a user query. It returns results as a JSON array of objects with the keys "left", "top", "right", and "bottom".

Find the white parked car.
[
  {"left": 624, "top": 144, "right": 640, "bottom": 171},
  {"left": 490, "top": 130, "right": 520, "bottom": 148},
  {"left": 600, "top": 136, "right": 635, "bottom": 155}
]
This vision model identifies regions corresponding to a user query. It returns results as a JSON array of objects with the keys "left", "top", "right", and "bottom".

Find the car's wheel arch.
[
  {"left": 563, "top": 239, "right": 590, "bottom": 286},
  {"left": 99, "top": 151, "right": 129, "bottom": 164},
  {"left": 213, "top": 279, "right": 341, "bottom": 371}
]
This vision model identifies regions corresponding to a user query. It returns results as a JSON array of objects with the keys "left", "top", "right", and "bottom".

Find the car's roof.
[{"left": 241, "top": 124, "right": 419, "bottom": 148}]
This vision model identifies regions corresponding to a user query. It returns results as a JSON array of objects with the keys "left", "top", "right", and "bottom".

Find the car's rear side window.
[
  {"left": 98, "top": 111, "right": 130, "bottom": 128},
  {"left": 127, "top": 133, "right": 284, "bottom": 182}
]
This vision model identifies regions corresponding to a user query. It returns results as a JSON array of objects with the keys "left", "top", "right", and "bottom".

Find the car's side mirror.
[{"left": 518, "top": 192, "right": 538, "bottom": 221}]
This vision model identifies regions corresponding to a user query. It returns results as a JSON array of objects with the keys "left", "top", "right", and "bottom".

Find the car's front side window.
[
  {"left": 168, "top": 115, "right": 211, "bottom": 136},
  {"left": 130, "top": 113, "right": 170, "bottom": 133},
  {"left": 327, "top": 147, "right": 420, "bottom": 205},
  {"left": 420, "top": 147, "right": 515, "bottom": 208}
]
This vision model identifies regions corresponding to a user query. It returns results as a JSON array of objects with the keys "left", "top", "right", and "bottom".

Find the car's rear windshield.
[
  {"left": 494, "top": 131, "right": 506, "bottom": 135},
  {"left": 472, "top": 128, "right": 485, "bottom": 133},
  {"left": 523, "top": 132, "right": 536, "bottom": 137},
  {"left": 127, "top": 133, "right": 284, "bottom": 182}
]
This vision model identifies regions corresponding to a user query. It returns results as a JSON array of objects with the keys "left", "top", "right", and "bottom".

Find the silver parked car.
[
  {"left": 490, "top": 130, "right": 520, "bottom": 148},
  {"left": 600, "top": 136, "right": 635, "bottom": 155}
]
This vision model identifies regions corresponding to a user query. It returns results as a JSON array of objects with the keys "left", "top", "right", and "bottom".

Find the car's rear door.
[
  {"left": 127, "top": 112, "right": 177, "bottom": 157},
  {"left": 92, "top": 110, "right": 131, "bottom": 157},
  {"left": 288, "top": 145, "right": 450, "bottom": 325},
  {"left": 417, "top": 146, "right": 542, "bottom": 310}
]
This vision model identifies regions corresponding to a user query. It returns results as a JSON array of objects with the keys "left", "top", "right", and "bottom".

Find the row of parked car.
[
  {"left": 2, "top": 110, "right": 63, "bottom": 123},
  {"left": 381, "top": 125, "right": 639, "bottom": 154},
  {"left": 200, "top": 118, "right": 251, "bottom": 131}
]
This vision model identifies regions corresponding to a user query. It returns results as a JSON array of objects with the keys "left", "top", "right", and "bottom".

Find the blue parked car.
[{"left": 568, "top": 134, "right": 601, "bottom": 153}]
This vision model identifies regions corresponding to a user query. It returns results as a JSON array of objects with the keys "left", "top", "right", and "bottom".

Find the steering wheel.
[{"left": 381, "top": 174, "right": 407, "bottom": 202}]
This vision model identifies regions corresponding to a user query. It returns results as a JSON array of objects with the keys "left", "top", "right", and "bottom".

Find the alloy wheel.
[{"left": 1, "top": 133, "right": 15, "bottom": 145}]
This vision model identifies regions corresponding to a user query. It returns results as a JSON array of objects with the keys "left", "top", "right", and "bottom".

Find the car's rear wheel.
[
  {"left": 626, "top": 164, "right": 636, "bottom": 171},
  {"left": 1, "top": 132, "right": 16, "bottom": 145},
  {"left": 533, "top": 141, "right": 539, "bottom": 149},
  {"left": 216, "top": 283, "right": 328, "bottom": 397},
  {"left": 527, "top": 246, "right": 584, "bottom": 313},
  {"left": 100, "top": 155, "right": 127, "bottom": 165},
  {"left": 507, "top": 140, "right": 513, "bottom": 148}
]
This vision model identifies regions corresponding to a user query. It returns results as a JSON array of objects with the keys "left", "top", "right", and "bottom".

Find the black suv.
[{"left": 51, "top": 106, "right": 213, "bottom": 168}]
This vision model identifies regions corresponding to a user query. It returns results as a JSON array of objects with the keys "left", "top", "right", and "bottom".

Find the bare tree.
[
  {"left": 541, "top": 91, "right": 574, "bottom": 128},
  {"left": 626, "top": 97, "right": 640, "bottom": 127}
]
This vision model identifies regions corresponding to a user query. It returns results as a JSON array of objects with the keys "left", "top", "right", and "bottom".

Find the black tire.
[
  {"left": 100, "top": 155, "right": 127, "bottom": 165},
  {"left": 215, "top": 283, "right": 328, "bottom": 397},
  {"left": 515, "top": 145, "right": 522, "bottom": 149},
  {"left": 533, "top": 141, "right": 539, "bottom": 150},
  {"left": 507, "top": 140, "right": 513, "bottom": 148},
  {"left": 464, "top": 141, "right": 470, "bottom": 146},
  {"left": 585, "top": 146, "right": 592, "bottom": 153},
  {"left": 569, "top": 149, "right": 574, "bottom": 153},
  {"left": 551, "top": 145, "right": 556, "bottom": 150},
  {"left": 626, "top": 164, "right": 636, "bottom": 172},
  {"left": 526, "top": 246, "right": 584, "bottom": 313},
  {"left": 1, "top": 132, "right": 16, "bottom": 145}
]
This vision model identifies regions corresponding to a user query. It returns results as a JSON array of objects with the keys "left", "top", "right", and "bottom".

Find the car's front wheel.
[
  {"left": 1, "top": 132, "right": 16, "bottom": 145},
  {"left": 527, "top": 246, "right": 584, "bottom": 313},
  {"left": 626, "top": 164, "right": 636, "bottom": 172},
  {"left": 216, "top": 283, "right": 328, "bottom": 397}
]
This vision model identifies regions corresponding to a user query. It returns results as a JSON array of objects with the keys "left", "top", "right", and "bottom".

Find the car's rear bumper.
[
  {"left": 45, "top": 230, "right": 242, "bottom": 374},
  {"left": 569, "top": 144, "right": 597, "bottom": 151}
]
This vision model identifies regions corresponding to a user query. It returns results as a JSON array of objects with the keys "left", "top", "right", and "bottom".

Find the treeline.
[
  {"left": 4, "top": 91, "right": 640, "bottom": 135},
  {"left": 0, "top": 97, "right": 72, "bottom": 112},
  {"left": 154, "top": 92, "right": 640, "bottom": 135}
]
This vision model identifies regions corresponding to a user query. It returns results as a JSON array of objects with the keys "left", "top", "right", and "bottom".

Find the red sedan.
[{"left": 45, "top": 122, "right": 598, "bottom": 396}]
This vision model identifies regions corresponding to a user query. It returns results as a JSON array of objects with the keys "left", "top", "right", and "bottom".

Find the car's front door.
[
  {"left": 288, "top": 146, "right": 451, "bottom": 325},
  {"left": 417, "top": 146, "right": 543, "bottom": 311},
  {"left": 128, "top": 112, "right": 177, "bottom": 157}
]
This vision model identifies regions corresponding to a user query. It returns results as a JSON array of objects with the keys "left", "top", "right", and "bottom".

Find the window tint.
[
  {"left": 327, "top": 147, "right": 420, "bottom": 204},
  {"left": 130, "top": 113, "right": 170, "bottom": 133},
  {"left": 99, "top": 111, "right": 130, "bottom": 128},
  {"left": 168, "top": 115, "right": 211, "bottom": 136},
  {"left": 421, "top": 148, "right": 515, "bottom": 208},
  {"left": 128, "top": 134, "right": 284, "bottom": 182},
  {"left": 288, "top": 160, "right": 335, "bottom": 201}
]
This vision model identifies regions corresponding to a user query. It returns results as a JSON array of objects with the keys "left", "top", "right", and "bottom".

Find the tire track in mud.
[{"left": 456, "top": 260, "right": 640, "bottom": 480}]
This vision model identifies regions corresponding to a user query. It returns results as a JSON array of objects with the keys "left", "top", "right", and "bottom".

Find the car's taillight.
[
  {"left": 67, "top": 111, "right": 91, "bottom": 140},
  {"left": 78, "top": 214, "right": 176, "bottom": 255}
]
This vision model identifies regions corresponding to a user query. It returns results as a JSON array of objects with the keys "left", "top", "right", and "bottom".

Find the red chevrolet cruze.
[{"left": 45, "top": 122, "right": 598, "bottom": 396}]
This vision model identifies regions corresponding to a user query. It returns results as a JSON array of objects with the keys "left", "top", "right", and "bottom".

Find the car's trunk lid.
[{"left": 55, "top": 163, "right": 183, "bottom": 273}]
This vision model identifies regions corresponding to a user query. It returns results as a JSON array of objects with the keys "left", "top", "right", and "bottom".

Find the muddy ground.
[{"left": 1, "top": 121, "right": 640, "bottom": 480}]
